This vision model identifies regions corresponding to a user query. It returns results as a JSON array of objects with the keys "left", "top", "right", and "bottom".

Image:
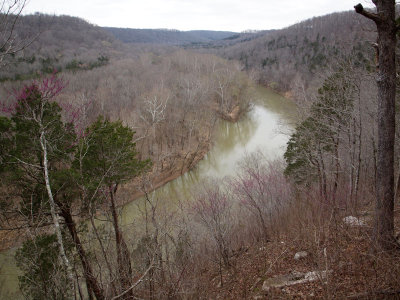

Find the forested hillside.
[
  {"left": 1, "top": 5, "right": 400, "bottom": 300},
  {"left": 0, "top": 11, "right": 257, "bottom": 299},
  {"left": 104, "top": 27, "right": 237, "bottom": 45},
  {"left": 0, "top": 14, "right": 120, "bottom": 81},
  {"left": 0, "top": 13, "right": 253, "bottom": 207},
  {"left": 201, "top": 11, "right": 376, "bottom": 94}
]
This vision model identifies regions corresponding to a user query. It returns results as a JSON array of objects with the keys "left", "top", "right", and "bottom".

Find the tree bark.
[
  {"left": 109, "top": 184, "right": 134, "bottom": 299},
  {"left": 39, "top": 132, "right": 75, "bottom": 287},
  {"left": 355, "top": 1, "right": 397, "bottom": 250},
  {"left": 89, "top": 212, "right": 118, "bottom": 296},
  {"left": 59, "top": 206, "right": 105, "bottom": 300},
  {"left": 332, "top": 132, "right": 340, "bottom": 204}
]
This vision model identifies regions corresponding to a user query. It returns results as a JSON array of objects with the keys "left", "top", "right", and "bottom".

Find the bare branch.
[
  {"left": 111, "top": 261, "right": 154, "bottom": 300},
  {"left": 354, "top": 3, "right": 381, "bottom": 24}
]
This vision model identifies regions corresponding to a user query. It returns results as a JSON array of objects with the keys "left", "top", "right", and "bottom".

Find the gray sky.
[{"left": 23, "top": 0, "right": 372, "bottom": 32}]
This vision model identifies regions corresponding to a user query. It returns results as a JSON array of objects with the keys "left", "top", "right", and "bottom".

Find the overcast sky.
[{"left": 23, "top": 0, "right": 372, "bottom": 32}]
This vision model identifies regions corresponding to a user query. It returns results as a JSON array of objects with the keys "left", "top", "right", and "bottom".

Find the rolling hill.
[{"left": 103, "top": 27, "right": 238, "bottom": 45}]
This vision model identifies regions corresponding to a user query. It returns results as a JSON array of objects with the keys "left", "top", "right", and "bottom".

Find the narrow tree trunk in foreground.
[
  {"left": 40, "top": 132, "right": 75, "bottom": 287},
  {"left": 60, "top": 206, "right": 105, "bottom": 300},
  {"left": 109, "top": 185, "right": 134, "bottom": 299}
]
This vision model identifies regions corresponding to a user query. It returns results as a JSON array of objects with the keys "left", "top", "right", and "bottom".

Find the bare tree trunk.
[
  {"left": 59, "top": 206, "right": 105, "bottom": 300},
  {"left": 355, "top": 1, "right": 397, "bottom": 250},
  {"left": 317, "top": 145, "right": 328, "bottom": 202},
  {"left": 89, "top": 212, "right": 118, "bottom": 295},
  {"left": 39, "top": 132, "right": 75, "bottom": 288},
  {"left": 348, "top": 125, "right": 354, "bottom": 205},
  {"left": 86, "top": 285, "right": 94, "bottom": 300},
  {"left": 355, "top": 96, "right": 363, "bottom": 202},
  {"left": 332, "top": 133, "right": 340, "bottom": 204},
  {"left": 316, "top": 159, "right": 324, "bottom": 201},
  {"left": 395, "top": 166, "right": 400, "bottom": 201},
  {"left": 373, "top": 1, "right": 397, "bottom": 250},
  {"left": 74, "top": 267, "right": 85, "bottom": 300},
  {"left": 109, "top": 184, "right": 134, "bottom": 299},
  {"left": 372, "top": 136, "right": 378, "bottom": 190}
]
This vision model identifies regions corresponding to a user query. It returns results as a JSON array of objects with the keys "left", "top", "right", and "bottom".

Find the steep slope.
[{"left": 199, "top": 11, "right": 376, "bottom": 93}]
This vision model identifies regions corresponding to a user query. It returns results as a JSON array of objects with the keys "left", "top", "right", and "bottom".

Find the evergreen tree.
[
  {"left": 284, "top": 66, "right": 356, "bottom": 201},
  {"left": 15, "top": 234, "right": 72, "bottom": 300},
  {"left": 77, "top": 116, "right": 151, "bottom": 298},
  {"left": 0, "top": 77, "right": 76, "bottom": 290},
  {"left": 0, "top": 77, "right": 105, "bottom": 300}
]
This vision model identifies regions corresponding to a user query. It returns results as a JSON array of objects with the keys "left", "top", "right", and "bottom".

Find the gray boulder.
[
  {"left": 294, "top": 251, "right": 308, "bottom": 260},
  {"left": 343, "top": 216, "right": 366, "bottom": 226}
]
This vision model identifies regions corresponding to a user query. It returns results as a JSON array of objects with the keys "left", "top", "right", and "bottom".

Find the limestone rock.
[
  {"left": 294, "top": 251, "right": 308, "bottom": 260},
  {"left": 262, "top": 270, "right": 331, "bottom": 292},
  {"left": 343, "top": 216, "right": 366, "bottom": 226}
]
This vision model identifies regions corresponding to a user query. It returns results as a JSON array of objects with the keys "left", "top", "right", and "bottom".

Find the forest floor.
[{"left": 199, "top": 204, "right": 400, "bottom": 299}]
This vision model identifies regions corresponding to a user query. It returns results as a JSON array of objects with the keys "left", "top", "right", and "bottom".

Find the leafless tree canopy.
[{"left": 0, "top": 0, "right": 29, "bottom": 65}]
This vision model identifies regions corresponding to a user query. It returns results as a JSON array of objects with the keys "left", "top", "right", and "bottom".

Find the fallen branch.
[{"left": 111, "top": 261, "right": 154, "bottom": 300}]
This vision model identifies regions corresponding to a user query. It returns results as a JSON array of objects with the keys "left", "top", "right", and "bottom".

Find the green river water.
[{"left": 0, "top": 87, "right": 296, "bottom": 299}]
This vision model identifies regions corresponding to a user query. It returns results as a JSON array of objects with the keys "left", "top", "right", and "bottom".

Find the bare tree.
[
  {"left": 140, "top": 88, "right": 169, "bottom": 139},
  {"left": 354, "top": 1, "right": 397, "bottom": 250},
  {"left": 0, "top": 0, "right": 29, "bottom": 66},
  {"left": 192, "top": 180, "right": 232, "bottom": 270}
]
